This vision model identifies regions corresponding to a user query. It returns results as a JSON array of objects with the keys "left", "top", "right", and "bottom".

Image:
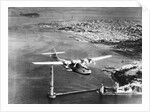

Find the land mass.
[{"left": 8, "top": 7, "right": 142, "bottom": 104}]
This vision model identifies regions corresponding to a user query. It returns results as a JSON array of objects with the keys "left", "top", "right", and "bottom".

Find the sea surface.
[{"left": 8, "top": 15, "right": 142, "bottom": 104}]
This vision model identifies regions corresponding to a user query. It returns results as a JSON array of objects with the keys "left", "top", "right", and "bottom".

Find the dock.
[
  {"left": 48, "top": 66, "right": 141, "bottom": 99},
  {"left": 56, "top": 89, "right": 98, "bottom": 96}
]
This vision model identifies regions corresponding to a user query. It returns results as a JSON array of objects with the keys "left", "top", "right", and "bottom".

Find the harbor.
[
  {"left": 47, "top": 65, "right": 142, "bottom": 99},
  {"left": 8, "top": 7, "right": 142, "bottom": 104}
]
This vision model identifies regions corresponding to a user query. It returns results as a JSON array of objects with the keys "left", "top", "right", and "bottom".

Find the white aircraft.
[{"left": 32, "top": 49, "right": 112, "bottom": 75}]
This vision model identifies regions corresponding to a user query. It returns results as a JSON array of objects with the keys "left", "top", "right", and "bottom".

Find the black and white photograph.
[{"left": 8, "top": 7, "right": 142, "bottom": 104}]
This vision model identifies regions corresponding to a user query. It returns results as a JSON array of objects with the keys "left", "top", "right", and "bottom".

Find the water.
[
  {"left": 8, "top": 66, "right": 142, "bottom": 104},
  {"left": 8, "top": 16, "right": 142, "bottom": 104},
  {"left": 49, "top": 92, "right": 142, "bottom": 104}
]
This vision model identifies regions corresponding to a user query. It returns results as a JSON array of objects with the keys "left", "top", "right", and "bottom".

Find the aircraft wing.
[
  {"left": 79, "top": 55, "right": 112, "bottom": 65},
  {"left": 32, "top": 61, "right": 63, "bottom": 65},
  {"left": 89, "top": 55, "right": 112, "bottom": 61},
  {"left": 42, "top": 52, "right": 65, "bottom": 55}
]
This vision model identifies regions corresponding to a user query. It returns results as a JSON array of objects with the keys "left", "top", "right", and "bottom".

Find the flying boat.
[{"left": 32, "top": 48, "right": 112, "bottom": 75}]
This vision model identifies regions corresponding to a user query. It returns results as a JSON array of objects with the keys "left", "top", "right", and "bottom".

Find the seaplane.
[{"left": 32, "top": 48, "right": 112, "bottom": 75}]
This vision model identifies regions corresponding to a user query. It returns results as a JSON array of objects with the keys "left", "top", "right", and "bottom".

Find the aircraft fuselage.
[{"left": 68, "top": 62, "right": 91, "bottom": 75}]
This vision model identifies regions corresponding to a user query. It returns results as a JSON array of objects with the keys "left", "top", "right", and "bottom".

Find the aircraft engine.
[
  {"left": 87, "top": 58, "right": 96, "bottom": 65},
  {"left": 79, "top": 58, "right": 97, "bottom": 65},
  {"left": 63, "top": 60, "right": 71, "bottom": 65},
  {"left": 81, "top": 58, "right": 92, "bottom": 65},
  {"left": 88, "top": 58, "right": 92, "bottom": 63}
]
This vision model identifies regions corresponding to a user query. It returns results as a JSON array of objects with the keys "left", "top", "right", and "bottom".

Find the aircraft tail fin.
[{"left": 42, "top": 48, "right": 65, "bottom": 61}]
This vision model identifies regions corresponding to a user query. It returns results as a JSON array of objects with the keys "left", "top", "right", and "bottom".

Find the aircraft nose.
[
  {"left": 87, "top": 69, "right": 92, "bottom": 74},
  {"left": 89, "top": 70, "right": 92, "bottom": 73}
]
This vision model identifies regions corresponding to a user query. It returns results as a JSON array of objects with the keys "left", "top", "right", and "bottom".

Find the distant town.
[
  {"left": 38, "top": 18, "right": 142, "bottom": 95},
  {"left": 8, "top": 7, "right": 142, "bottom": 104},
  {"left": 39, "top": 18, "right": 142, "bottom": 57}
]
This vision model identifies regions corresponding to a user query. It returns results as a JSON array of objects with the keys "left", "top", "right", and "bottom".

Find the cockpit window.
[
  {"left": 80, "top": 64, "right": 89, "bottom": 70},
  {"left": 83, "top": 66, "right": 90, "bottom": 70},
  {"left": 71, "top": 63, "right": 89, "bottom": 70}
]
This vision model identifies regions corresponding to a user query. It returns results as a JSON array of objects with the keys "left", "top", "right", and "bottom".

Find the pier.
[
  {"left": 47, "top": 65, "right": 99, "bottom": 98},
  {"left": 47, "top": 66, "right": 141, "bottom": 99},
  {"left": 56, "top": 89, "right": 97, "bottom": 96}
]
